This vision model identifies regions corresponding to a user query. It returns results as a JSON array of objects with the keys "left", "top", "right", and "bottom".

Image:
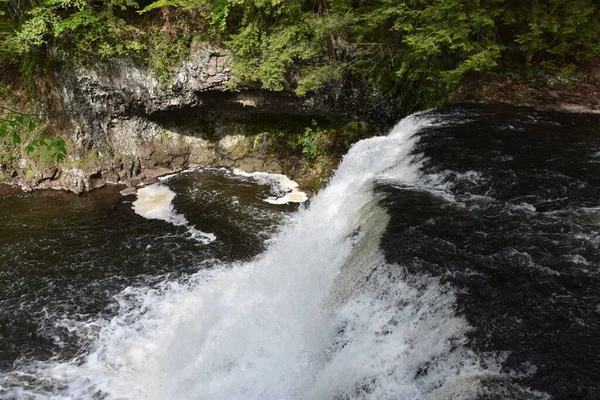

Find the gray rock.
[
  {"left": 5, "top": 41, "right": 393, "bottom": 195},
  {"left": 120, "top": 186, "right": 137, "bottom": 196},
  {"left": 35, "top": 168, "right": 58, "bottom": 183},
  {"left": 262, "top": 160, "right": 283, "bottom": 174},
  {"left": 127, "top": 176, "right": 143, "bottom": 187},
  {"left": 236, "top": 157, "right": 264, "bottom": 172}
]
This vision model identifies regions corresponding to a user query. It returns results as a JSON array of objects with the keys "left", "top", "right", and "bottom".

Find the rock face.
[
  {"left": 56, "top": 45, "right": 233, "bottom": 157},
  {"left": 14, "top": 43, "right": 386, "bottom": 193},
  {"left": 1, "top": 43, "right": 395, "bottom": 193},
  {"left": 56, "top": 43, "right": 368, "bottom": 158}
]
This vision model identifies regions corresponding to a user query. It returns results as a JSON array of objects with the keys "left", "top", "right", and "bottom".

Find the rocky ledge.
[
  {"left": 3, "top": 132, "right": 289, "bottom": 194},
  {"left": 2, "top": 44, "right": 382, "bottom": 194}
]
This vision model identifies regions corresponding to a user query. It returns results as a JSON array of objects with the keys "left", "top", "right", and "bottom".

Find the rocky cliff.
[{"left": 6, "top": 44, "right": 387, "bottom": 194}]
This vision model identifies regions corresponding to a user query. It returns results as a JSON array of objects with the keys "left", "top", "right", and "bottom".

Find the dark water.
[
  {"left": 0, "top": 169, "right": 294, "bottom": 373},
  {"left": 1, "top": 105, "right": 600, "bottom": 399},
  {"left": 381, "top": 105, "right": 600, "bottom": 399}
]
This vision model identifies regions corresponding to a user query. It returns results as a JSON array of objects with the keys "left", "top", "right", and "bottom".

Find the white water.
[
  {"left": 233, "top": 169, "right": 309, "bottom": 204},
  {"left": 133, "top": 184, "right": 216, "bottom": 244},
  {"left": 1, "top": 113, "right": 538, "bottom": 399}
]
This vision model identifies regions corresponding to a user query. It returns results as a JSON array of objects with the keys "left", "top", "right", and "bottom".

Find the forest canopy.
[{"left": 1, "top": 0, "right": 599, "bottom": 110}]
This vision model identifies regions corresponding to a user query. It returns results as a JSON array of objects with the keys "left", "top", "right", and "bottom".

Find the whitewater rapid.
[{"left": 0, "top": 113, "right": 545, "bottom": 399}]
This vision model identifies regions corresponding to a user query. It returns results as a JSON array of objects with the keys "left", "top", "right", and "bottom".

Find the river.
[{"left": 1, "top": 104, "right": 599, "bottom": 399}]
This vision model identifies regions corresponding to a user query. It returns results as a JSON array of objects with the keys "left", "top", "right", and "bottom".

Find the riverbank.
[
  {"left": 452, "top": 79, "right": 600, "bottom": 114},
  {"left": 3, "top": 74, "right": 600, "bottom": 196}
]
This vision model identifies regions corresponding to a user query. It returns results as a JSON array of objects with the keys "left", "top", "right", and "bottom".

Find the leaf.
[
  {"left": 26, "top": 138, "right": 47, "bottom": 153},
  {"left": 10, "top": 131, "right": 21, "bottom": 144},
  {"left": 50, "top": 136, "right": 67, "bottom": 154}
]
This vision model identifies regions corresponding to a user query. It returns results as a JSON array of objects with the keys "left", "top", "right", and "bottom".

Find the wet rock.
[
  {"left": 17, "top": 178, "right": 34, "bottom": 192},
  {"left": 120, "top": 186, "right": 137, "bottom": 196},
  {"left": 5, "top": 43, "right": 374, "bottom": 195},
  {"left": 189, "top": 147, "right": 217, "bottom": 165},
  {"left": 143, "top": 176, "right": 159, "bottom": 185},
  {"left": 297, "top": 187, "right": 314, "bottom": 198},
  {"left": 69, "top": 177, "right": 86, "bottom": 195},
  {"left": 88, "top": 171, "right": 106, "bottom": 190},
  {"left": 142, "top": 167, "right": 175, "bottom": 183},
  {"left": 127, "top": 176, "right": 143, "bottom": 187},
  {"left": 262, "top": 160, "right": 283, "bottom": 174},
  {"left": 54, "top": 41, "right": 390, "bottom": 164},
  {"left": 105, "top": 170, "right": 120, "bottom": 184},
  {"left": 217, "top": 158, "right": 236, "bottom": 168},
  {"left": 587, "top": 57, "right": 600, "bottom": 82},
  {"left": 221, "top": 141, "right": 250, "bottom": 161},
  {"left": 236, "top": 157, "right": 264, "bottom": 172}
]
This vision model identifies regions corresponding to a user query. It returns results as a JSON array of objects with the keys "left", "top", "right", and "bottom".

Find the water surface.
[{"left": 1, "top": 106, "right": 600, "bottom": 399}]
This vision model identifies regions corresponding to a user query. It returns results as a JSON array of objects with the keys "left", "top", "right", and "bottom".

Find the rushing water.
[{"left": 1, "top": 105, "right": 600, "bottom": 399}]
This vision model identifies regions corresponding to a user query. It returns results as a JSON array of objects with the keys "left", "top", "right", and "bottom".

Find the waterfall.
[{"left": 1, "top": 112, "right": 541, "bottom": 400}]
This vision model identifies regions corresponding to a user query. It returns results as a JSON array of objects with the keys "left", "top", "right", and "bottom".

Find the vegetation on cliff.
[
  {"left": 1, "top": 0, "right": 599, "bottom": 187},
  {"left": 2, "top": 0, "right": 599, "bottom": 109},
  {"left": 0, "top": 104, "right": 66, "bottom": 171}
]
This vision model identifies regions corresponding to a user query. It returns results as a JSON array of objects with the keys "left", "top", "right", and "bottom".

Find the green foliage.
[
  {"left": 5, "top": 6, "right": 56, "bottom": 56},
  {"left": 206, "top": 0, "right": 230, "bottom": 29},
  {"left": 138, "top": 0, "right": 197, "bottom": 14},
  {"left": 298, "top": 120, "right": 320, "bottom": 159},
  {"left": 144, "top": 0, "right": 498, "bottom": 110},
  {"left": 146, "top": 23, "right": 194, "bottom": 85},
  {"left": 0, "top": 0, "right": 145, "bottom": 67},
  {"left": 258, "top": 117, "right": 374, "bottom": 163},
  {"left": 26, "top": 135, "right": 67, "bottom": 163},
  {"left": 0, "top": 107, "right": 67, "bottom": 165},
  {"left": 512, "top": 0, "right": 600, "bottom": 64},
  {"left": 295, "top": 63, "right": 344, "bottom": 97},
  {"left": 195, "top": 0, "right": 598, "bottom": 108},
  {"left": 2, "top": 0, "right": 600, "bottom": 117},
  {"left": 139, "top": 0, "right": 182, "bottom": 14},
  {"left": 0, "top": 113, "right": 37, "bottom": 144}
]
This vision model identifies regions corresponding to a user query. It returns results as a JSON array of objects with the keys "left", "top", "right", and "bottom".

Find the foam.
[
  {"left": 133, "top": 184, "right": 215, "bottom": 244},
  {"left": 233, "top": 169, "right": 309, "bottom": 204}
]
